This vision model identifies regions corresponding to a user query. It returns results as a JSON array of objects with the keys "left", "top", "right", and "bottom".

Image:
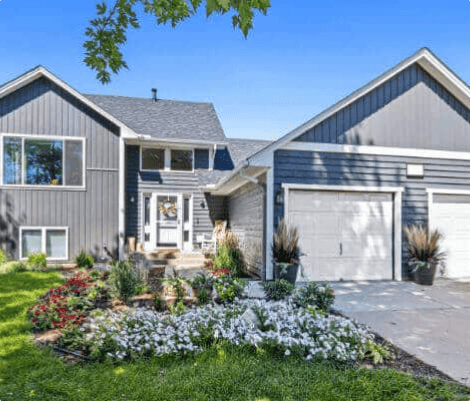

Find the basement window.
[{"left": 20, "top": 227, "right": 68, "bottom": 260}]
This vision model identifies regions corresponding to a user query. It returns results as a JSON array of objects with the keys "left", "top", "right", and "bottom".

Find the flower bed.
[
  {"left": 27, "top": 272, "right": 100, "bottom": 330},
  {"left": 60, "top": 297, "right": 373, "bottom": 362}
]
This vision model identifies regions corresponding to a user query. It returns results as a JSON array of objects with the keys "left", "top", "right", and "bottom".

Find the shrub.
[
  {"left": 163, "top": 271, "right": 190, "bottom": 302},
  {"left": 293, "top": 282, "right": 335, "bottom": 312},
  {"left": 213, "top": 275, "right": 246, "bottom": 303},
  {"left": 0, "top": 248, "right": 7, "bottom": 264},
  {"left": 10, "top": 261, "right": 29, "bottom": 273},
  {"left": 404, "top": 225, "right": 445, "bottom": 269},
  {"left": 28, "top": 252, "right": 47, "bottom": 270},
  {"left": 214, "top": 242, "right": 241, "bottom": 276},
  {"left": 75, "top": 251, "right": 94, "bottom": 268},
  {"left": 263, "top": 279, "right": 294, "bottom": 301},
  {"left": 272, "top": 219, "right": 299, "bottom": 264},
  {"left": 108, "top": 260, "right": 142, "bottom": 303}
]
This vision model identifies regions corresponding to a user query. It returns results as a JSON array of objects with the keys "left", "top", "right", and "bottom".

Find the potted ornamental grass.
[
  {"left": 404, "top": 225, "right": 445, "bottom": 286},
  {"left": 272, "top": 219, "right": 300, "bottom": 284}
]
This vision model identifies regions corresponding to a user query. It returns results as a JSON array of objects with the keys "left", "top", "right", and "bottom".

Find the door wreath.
[{"left": 159, "top": 199, "right": 177, "bottom": 216}]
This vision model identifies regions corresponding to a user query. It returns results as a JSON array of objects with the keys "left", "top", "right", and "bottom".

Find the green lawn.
[{"left": 1, "top": 270, "right": 469, "bottom": 401}]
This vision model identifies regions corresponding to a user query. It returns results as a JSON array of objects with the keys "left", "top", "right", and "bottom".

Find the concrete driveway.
[{"left": 331, "top": 279, "right": 470, "bottom": 385}]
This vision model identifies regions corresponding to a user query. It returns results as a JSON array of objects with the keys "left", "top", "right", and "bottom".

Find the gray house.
[{"left": 2, "top": 48, "right": 470, "bottom": 281}]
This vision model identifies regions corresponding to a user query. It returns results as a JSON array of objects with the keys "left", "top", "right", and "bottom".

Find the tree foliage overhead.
[{"left": 84, "top": 0, "right": 271, "bottom": 84}]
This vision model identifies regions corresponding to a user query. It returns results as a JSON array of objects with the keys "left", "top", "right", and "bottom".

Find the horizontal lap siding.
[
  {"left": 275, "top": 150, "right": 470, "bottom": 278},
  {"left": 0, "top": 77, "right": 120, "bottom": 260},
  {"left": 295, "top": 64, "right": 470, "bottom": 152},
  {"left": 126, "top": 145, "right": 225, "bottom": 246},
  {"left": 228, "top": 177, "right": 266, "bottom": 278}
]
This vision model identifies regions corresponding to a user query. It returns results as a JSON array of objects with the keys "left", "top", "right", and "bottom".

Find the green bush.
[
  {"left": 293, "top": 282, "right": 335, "bottom": 312},
  {"left": 28, "top": 252, "right": 47, "bottom": 270},
  {"left": 108, "top": 260, "right": 142, "bottom": 303},
  {"left": 10, "top": 261, "right": 29, "bottom": 273},
  {"left": 214, "top": 243, "right": 242, "bottom": 276},
  {"left": 213, "top": 275, "right": 246, "bottom": 303},
  {"left": 0, "top": 248, "right": 7, "bottom": 264},
  {"left": 75, "top": 251, "right": 95, "bottom": 268},
  {"left": 263, "top": 279, "right": 294, "bottom": 301}
]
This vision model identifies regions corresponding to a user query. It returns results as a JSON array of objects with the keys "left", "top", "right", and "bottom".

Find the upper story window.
[
  {"left": 2, "top": 135, "right": 85, "bottom": 188},
  {"left": 171, "top": 149, "right": 193, "bottom": 171},
  {"left": 142, "top": 148, "right": 164, "bottom": 170},
  {"left": 141, "top": 147, "right": 194, "bottom": 172}
]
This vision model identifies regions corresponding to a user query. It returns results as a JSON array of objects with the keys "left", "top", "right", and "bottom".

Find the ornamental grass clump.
[
  {"left": 404, "top": 225, "right": 445, "bottom": 270},
  {"left": 272, "top": 219, "right": 299, "bottom": 264},
  {"left": 213, "top": 230, "right": 242, "bottom": 276}
]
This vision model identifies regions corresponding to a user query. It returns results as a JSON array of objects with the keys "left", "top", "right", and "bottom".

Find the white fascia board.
[
  {"left": 282, "top": 183, "right": 404, "bottom": 193},
  {"left": 0, "top": 66, "right": 139, "bottom": 139},
  {"left": 281, "top": 141, "right": 470, "bottom": 161},
  {"left": 247, "top": 48, "right": 470, "bottom": 164}
]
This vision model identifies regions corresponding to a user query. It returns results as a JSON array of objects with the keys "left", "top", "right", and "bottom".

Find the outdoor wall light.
[
  {"left": 406, "top": 164, "right": 424, "bottom": 178},
  {"left": 275, "top": 190, "right": 284, "bottom": 205}
]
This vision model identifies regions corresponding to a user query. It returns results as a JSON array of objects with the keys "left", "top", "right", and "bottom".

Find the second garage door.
[
  {"left": 431, "top": 193, "right": 470, "bottom": 279},
  {"left": 287, "top": 189, "right": 394, "bottom": 281}
]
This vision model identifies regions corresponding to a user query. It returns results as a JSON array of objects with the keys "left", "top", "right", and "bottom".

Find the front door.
[
  {"left": 143, "top": 193, "right": 192, "bottom": 251},
  {"left": 156, "top": 194, "right": 180, "bottom": 248}
]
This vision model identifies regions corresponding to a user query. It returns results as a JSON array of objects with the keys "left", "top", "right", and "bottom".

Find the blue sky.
[{"left": 0, "top": 1, "right": 469, "bottom": 140}]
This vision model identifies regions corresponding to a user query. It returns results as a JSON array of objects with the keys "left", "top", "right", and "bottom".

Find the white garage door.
[
  {"left": 431, "top": 194, "right": 470, "bottom": 279},
  {"left": 288, "top": 190, "right": 394, "bottom": 281}
]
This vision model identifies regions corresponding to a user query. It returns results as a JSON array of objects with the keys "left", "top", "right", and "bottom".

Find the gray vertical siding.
[
  {"left": 274, "top": 149, "right": 470, "bottom": 278},
  {"left": 228, "top": 176, "right": 266, "bottom": 278},
  {"left": 0, "top": 77, "right": 120, "bottom": 260},
  {"left": 295, "top": 64, "right": 470, "bottom": 152},
  {"left": 125, "top": 145, "right": 226, "bottom": 247}
]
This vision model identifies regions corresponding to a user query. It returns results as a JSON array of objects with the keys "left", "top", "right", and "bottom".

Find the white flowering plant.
[{"left": 59, "top": 297, "right": 376, "bottom": 364}]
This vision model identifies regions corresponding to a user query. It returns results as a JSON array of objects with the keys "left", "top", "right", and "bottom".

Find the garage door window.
[{"left": 21, "top": 227, "right": 68, "bottom": 260}]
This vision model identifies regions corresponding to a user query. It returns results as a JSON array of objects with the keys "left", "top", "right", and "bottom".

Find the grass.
[{"left": 1, "top": 269, "right": 469, "bottom": 401}]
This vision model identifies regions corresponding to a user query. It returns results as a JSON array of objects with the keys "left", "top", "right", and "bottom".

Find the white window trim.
[
  {"left": 19, "top": 226, "right": 69, "bottom": 261},
  {"left": 282, "top": 183, "right": 404, "bottom": 281},
  {"left": 140, "top": 145, "right": 195, "bottom": 173},
  {"left": 0, "top": 133, "right": 86, "bottom": 189}
]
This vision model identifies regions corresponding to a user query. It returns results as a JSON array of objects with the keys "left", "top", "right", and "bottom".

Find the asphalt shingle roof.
[
  {"left": 84, "top": 94, "right": 227, "bottom": 143},
  {"left": 228, "top": 138, "right": 273, "bottom": 166}
]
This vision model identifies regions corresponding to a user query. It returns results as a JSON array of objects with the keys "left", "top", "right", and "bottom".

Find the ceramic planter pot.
[
  {"left": 274, "top": 262, "right": 299, "bottom": 284},
  {"left": 413, "top": 262, "right": 437, "bottom": 286}
]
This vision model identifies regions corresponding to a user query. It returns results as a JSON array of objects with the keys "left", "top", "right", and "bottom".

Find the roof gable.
[
  {"left": 0, "top": 66, "right": 138, "bottom": 138},
  {"left": 248, "top": 48, "right": 470, "bottom": 163}
]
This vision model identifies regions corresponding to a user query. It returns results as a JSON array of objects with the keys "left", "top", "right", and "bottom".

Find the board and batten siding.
[
  {"left": 295, "top": 64, "right": 470, "bottom": 152},
  {"left": 228, "top": 176, "right": 266, "bottom": 278},
  {"left": 126, "top": 145, "right": 226, "bottom": 246},
  {"left": 0, "top": 77, "right": 120, "bottom": 260},
  {"left": 274, "top": 149, "right": 470, "bottom": 278}
]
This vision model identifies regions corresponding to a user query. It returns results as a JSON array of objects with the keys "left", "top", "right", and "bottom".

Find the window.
[
  {"left": 20, "top": 227, "right": 68, "bottom": 259},
  {"left": 2, "top": 136, "right": 84, "bottom": 187},
  {"left": 171, "top": 149, "right": 193, "bottom": 171},
  {"left": 141, "top": 147, "right": 194, "bottom": 172},
  {"left": 142, "top": 148, "right": 164, "bottom": 170}
]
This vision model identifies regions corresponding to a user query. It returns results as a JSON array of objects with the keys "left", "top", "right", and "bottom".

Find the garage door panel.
[
  {"left": 288, "top": 189, "right": 394, "bottom": 282},
  {"left": 432, "top": 195, "right": 470, "bottom": 279}
]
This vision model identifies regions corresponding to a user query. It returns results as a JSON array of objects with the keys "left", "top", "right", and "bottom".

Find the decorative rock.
[{"left": 94, "top": 264, "right": 112, "bottom": 272}]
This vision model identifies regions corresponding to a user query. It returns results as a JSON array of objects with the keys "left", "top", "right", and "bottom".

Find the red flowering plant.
[
  {"left": 211, "top": 268, "right": 231, "bottom": 277},
  {"left": 27, "top": 272, "right": 94, "bottom": 331}
]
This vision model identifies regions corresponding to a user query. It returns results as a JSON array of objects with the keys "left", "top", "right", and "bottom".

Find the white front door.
[
  {"left": 288, "top": 190, "right": 394, "bottom": 281},
  {"left": 143, "top": 193, "right": 192, "bottom": 251},
  {"left": 156, "top": 194, "right": 181, "bottom": 248}
]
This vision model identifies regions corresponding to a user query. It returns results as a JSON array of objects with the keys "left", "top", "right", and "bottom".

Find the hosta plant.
[{"left": 293, "top": 282, "right": 335, "bottom": 312}]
